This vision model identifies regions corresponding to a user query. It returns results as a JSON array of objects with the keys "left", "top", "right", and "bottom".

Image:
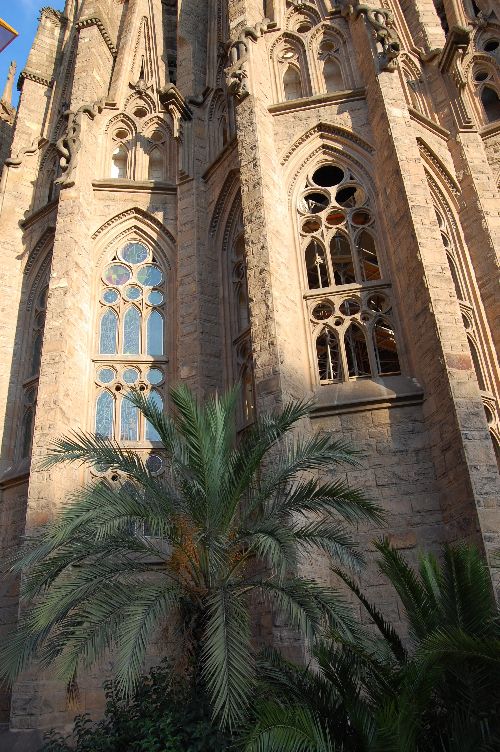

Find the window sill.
[
  {"left": 310, "top": 375, "right": 424, "bottom": 417},
  {"left": 0, "top": 459, "right": 30, "bottom": 488},
  {"left": 268, "top": 88, "right": 366, "bottom": 115},
  {"left": 92, "top": 179, "right": 176, "bottom": 193}
]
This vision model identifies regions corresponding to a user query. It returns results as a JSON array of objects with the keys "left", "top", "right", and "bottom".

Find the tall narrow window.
[
  {"left": 283, "top": 66, "right": 303, "bottom": 101},
  {"left": 323, "top": 58, "right": 343, "bottom": 92},
  {"left": 468, "top": 337, "right": 486, "bottom": 391},
  {"left": 96, "top": 391, "right": 114, "bottom": 438},
  {"left": 358, "top": 231, "right": 381, "bottom": 281},
  {"left": 306, "top": 241, "right": 329, "bottom": 289},
  {"left": 446, "top": 253, "right": 463, "bottom": 300},
  {"left": 147, "top": 310, "right": 164, "bottom": 355},
  {"left": 373, "top": 319, "right": 400, "bottom": 375},
  {"left": 100, "top": 310, "right": 118, "bottom": 354},
  {"left": 345, "top": 323, "right": 371, "bottom": 377},
  {"left": 111, "top": 145, "right": 128, "bottom": 179},
  {"left": 331, "top": 234, "right": 355, "bottom": 285},
  {"left": 316, "top": 329, "right": 341, "bottom": 382},
  {"left": 145, "top": 391, "right": 163, "bottom": 441},
  {"left": 123, "top": 307, "right": 141, "bottom": 354},
  {"left": 148, "top": 148, "right": 163, "bottom": 180},
  {"left": 230, "top": 231, "right": 254, "bottom": 424},
  {"left": 94, "top": 241, "right": 167, "bottom": 442},
  {"left": 21, "top": 408, "right": 34, "bottom": 459}
]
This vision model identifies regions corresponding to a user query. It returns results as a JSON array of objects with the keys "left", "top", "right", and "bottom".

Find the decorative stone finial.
[{"left": 1, "top": 60, "right": 16, "bottom": 106}]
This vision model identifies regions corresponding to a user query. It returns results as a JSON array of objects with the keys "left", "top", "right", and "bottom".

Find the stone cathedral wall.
[{"left": 0, "top": 0, "right": 499, "bottom": 741}]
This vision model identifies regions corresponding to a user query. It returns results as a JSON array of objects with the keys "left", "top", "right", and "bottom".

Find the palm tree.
[
  {"left": 247, "top": 541, "right": 500, "bottom": 751},
  {"left": 0, "top": 385, "right": 381, "bottom": 729}
]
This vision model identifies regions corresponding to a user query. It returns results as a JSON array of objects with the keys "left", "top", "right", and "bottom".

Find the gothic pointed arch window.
[
  {"left": 323, "top": 57, "right": 344, "bottom": 92},
  {"left": 283, "top": 65, "right": 303, "bottom": 100},
  {"left": 481, "top": 86, "right": 500, "bottom": 121},
  {"left": 298, "top": 161, "right": 402, "bottom": 387},
  {"left": 148, "top": 147, "right": 163, "bottom": 181},
  {"left": 94, "top": 240, "right": 167, "bottom": 443},
  {"left": 111, "top": 144, "right": 128, "bottom": 179},
  {"left": 472, "top": 65, "right": 500, "bottom": 123}
]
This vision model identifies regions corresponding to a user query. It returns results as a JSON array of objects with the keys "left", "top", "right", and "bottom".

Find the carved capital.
[{"left": 344, "top": 2, "right": 401, "bottom": 72}]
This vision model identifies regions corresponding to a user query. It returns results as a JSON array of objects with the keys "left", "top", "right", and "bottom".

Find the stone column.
[{"left": 346, "top": 0, "right": 500, "bottom": 582}]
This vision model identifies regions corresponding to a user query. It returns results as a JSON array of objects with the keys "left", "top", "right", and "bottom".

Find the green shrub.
[{"left": 40, "top": 662, "right": 233, "bottom": 752}]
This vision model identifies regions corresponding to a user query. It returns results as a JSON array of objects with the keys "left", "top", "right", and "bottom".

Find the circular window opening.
[
  {"left": 339, "top": 299, "right": 360, "bottom": 316},
  {"left": 303, "top": 192, "right": 329, "bottom": 213},
  {"left": 146, "top": 368, "right": 164, "bottom": 385},
  {"left": 123, "top": 367, "right": 140, "bottom": 384},
  {"left": 103, "top": 263, "right": 131, "bottom": 286},
  {"left": 351, "top": 210, "right": 371, "bottom": 226},
  {"left": 133, "top": 106, "right": 148, "bottom": 118},
  {"left": 146, "top": 454, "right": 164, "bottom": 474},
  {"left": 121, "top": 242, "right": 149, "bottom": 265},
  {"left": 282, "top": 49, "right": 295, "bottom": 59},
  {"left": 367, "top": 294, "right": 390, "bottom": 313},
  {"left": 296, "top": 22, "right": 311, "bottom": 33},
  {"left": 124, "top": 285, "right": 142, "bottom": 301},
  {"left": 326, "top": 210, "right": 345, "bottom": 226},
  {"left": 484, "top": 40, "right": 499, "bottom": 53},
  {"left": 474, "top": 69, "right": 489, "bottom": 82},
  {"left": 312, "top": 302, "right": 334, "bottom": 320},
  {"left": 335, "top": 184, "right": 366, "bottom": 208},
  {"left": 115, "top": 129, "right": 128, "bottom": 140},
  {"left": 302, "top": 217, "right": 322, "bottom": 234},
  {"left": 98, "top": 367, "right": 115, "bottom": 384},
  {"left": 101, "top": 288, "right": 120, "bottom": 304},
  {"left": 312, "top": 165, "right": 344, "bottom": 187}
]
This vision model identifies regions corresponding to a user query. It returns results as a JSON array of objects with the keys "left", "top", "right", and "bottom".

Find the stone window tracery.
[
  {"left": 299, "top": 162, "right": 400, "bottom": 385},
  {"left": 272, "top": 37, "right": 311, "bottom": 102},
  {"left": 472, "top": 64, "right": 500, "bottom": 122},
  {"left": 318, "top": 40, "right": 344, "bottom": 93},
  {"left": 94, "top": 241, "right": 167, "bottom": 444}
]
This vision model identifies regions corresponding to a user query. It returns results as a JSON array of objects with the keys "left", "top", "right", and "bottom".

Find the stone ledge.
[
  {"left": 408, "top": 107, "right": 450, "bottom": 140},
  {"left": 310, "top": 375, "right": 424, "bottom": 417},
  {"left": 92, "top": 179, "right": 176, "bottom": 193},
  {"left": 268, "top": 88, "right": 366, "bottom": 115}
]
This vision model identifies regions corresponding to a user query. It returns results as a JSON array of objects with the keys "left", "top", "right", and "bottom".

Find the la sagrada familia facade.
[{"left": 0, "top": 0, "right": 499, "bottom": 742}]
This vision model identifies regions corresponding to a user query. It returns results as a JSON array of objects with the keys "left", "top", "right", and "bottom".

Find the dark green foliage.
[
  {"left": 249, "top": 541, "right": 500, "bottom": 752},
  {"left": 0, "top": 385, "right": 381, "bottom": 729},
  {"left": 40, "top": 662, "right": 232, "bottom": 752}
]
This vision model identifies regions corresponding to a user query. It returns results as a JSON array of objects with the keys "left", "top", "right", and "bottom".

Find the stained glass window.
[
  {"left": 100, "top": 310, "right": 118, "bottom": 354},
  {"left": 121, "top": 398, "right": 139, "bottom": 441},
  {"left": 147, "top": 311, "right": 163, "bottom": 355},
  {"left": 123, "top": 307, "right": 141, "bottom": 354},
  {"left": 145, "top": 391, "right": 163, "bottom": 441},
  {"left": 95, "top": 242, "right": 167, "bottom": 442},
  {"left": 96, "top": 391, "right": 114, "bottom": 438}
]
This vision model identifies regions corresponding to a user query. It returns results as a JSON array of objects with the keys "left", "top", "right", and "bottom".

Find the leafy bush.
[{"left": 40, "top": 662, "right": 233, "bottom": 752}]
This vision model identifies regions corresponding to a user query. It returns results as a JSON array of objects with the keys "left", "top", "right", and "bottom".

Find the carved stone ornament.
[
  {"left": 157, "top": 84, "right": 193, "bottom": 138},
  {"left": 225, "top": 18, "right": 276, "bottom": 65},
  {"left": 55, "top": 98, "right": 106, "bottom": 188},
  {"left": 5, "top": 137, "right": 47, "bottom": 168},
  {"left": 226, "top": 66, "right": 249, "bottom": 101},
  {"left": 342, "top": 3, "right": 401, "bottom": 72}
]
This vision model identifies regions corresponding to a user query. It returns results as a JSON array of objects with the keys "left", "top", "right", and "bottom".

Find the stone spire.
[{"left": 1, "top": 61, "right": 16, "bottom": 107}]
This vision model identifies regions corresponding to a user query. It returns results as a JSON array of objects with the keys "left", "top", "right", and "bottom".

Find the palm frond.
[{"left": 245, "top": 701, "right": 337, "bottom": 752}]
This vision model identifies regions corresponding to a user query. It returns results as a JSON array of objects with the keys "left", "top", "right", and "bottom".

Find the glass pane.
[
  {"left": 374, "top": 321, "right": 400, "bottom": 375},
  {"left": 147, "top": 310, "right": 164, "bottom": 356},
  {"left": 121, "top": 398, "right": 139, "bottom": 441},
  {"left": 21, "top": 409, "right": 34, "bottom": 458},
  {"left": 331, "top": 234, "right": 355, "bottom": 285},
  {"left": 124, "top": 285, "right": 142, "bottom": 301},
  {"left": 146, "top": 368, "right": 163, "bottom": 385},
  {"left": 146, "top": 454, "right": 163, "bottom": 473},
  {"left": 145, "top": 391, "right": 163, "bottom": 441},
  {"left": 147, "top": 290, "right": 164, "bottom": 306},
  {"left": 316, "top": 329, "right": 341, "bottom": 381},
  {"left": 305, "top": 241, "right": 329, "bottom": 289},
  {"left": 345, "top": 324, "right": 371, "bottom": 377},
  {"left": 98, "top": 367, "right": 115, "bottom": 384},
  {"left": 121, "top": 243, "right": 149, "bottom": 265},
  {"left": 102, "top": 288, "right": 120, "bottom": 304},
  {"left": 95, "top": 391, "right": 114, "bottom": 438},
  {"left": 32, "top": 333, "right": 43, "bottom": 375},
  {"left": 123, "top": 367, "right": 139, "bottom": 384},
  {"left": 100, "top": 310, "right": 118, "bottom": 354},
  {"left": 103, "top": 264, "right": 131, "bottom": 286},
  {"left": 136, "top": 264, "right": 163, "bottom": 287},
  {"left": 358, "top": 231, "right": 381, "bottom": 281},
  {"left": 123, "top": 307, "right": 141, "bottom": 354}
]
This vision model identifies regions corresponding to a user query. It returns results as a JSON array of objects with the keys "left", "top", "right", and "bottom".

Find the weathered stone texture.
[{"left": 0, "top": 0, "right": 499, "bottom": 739}]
